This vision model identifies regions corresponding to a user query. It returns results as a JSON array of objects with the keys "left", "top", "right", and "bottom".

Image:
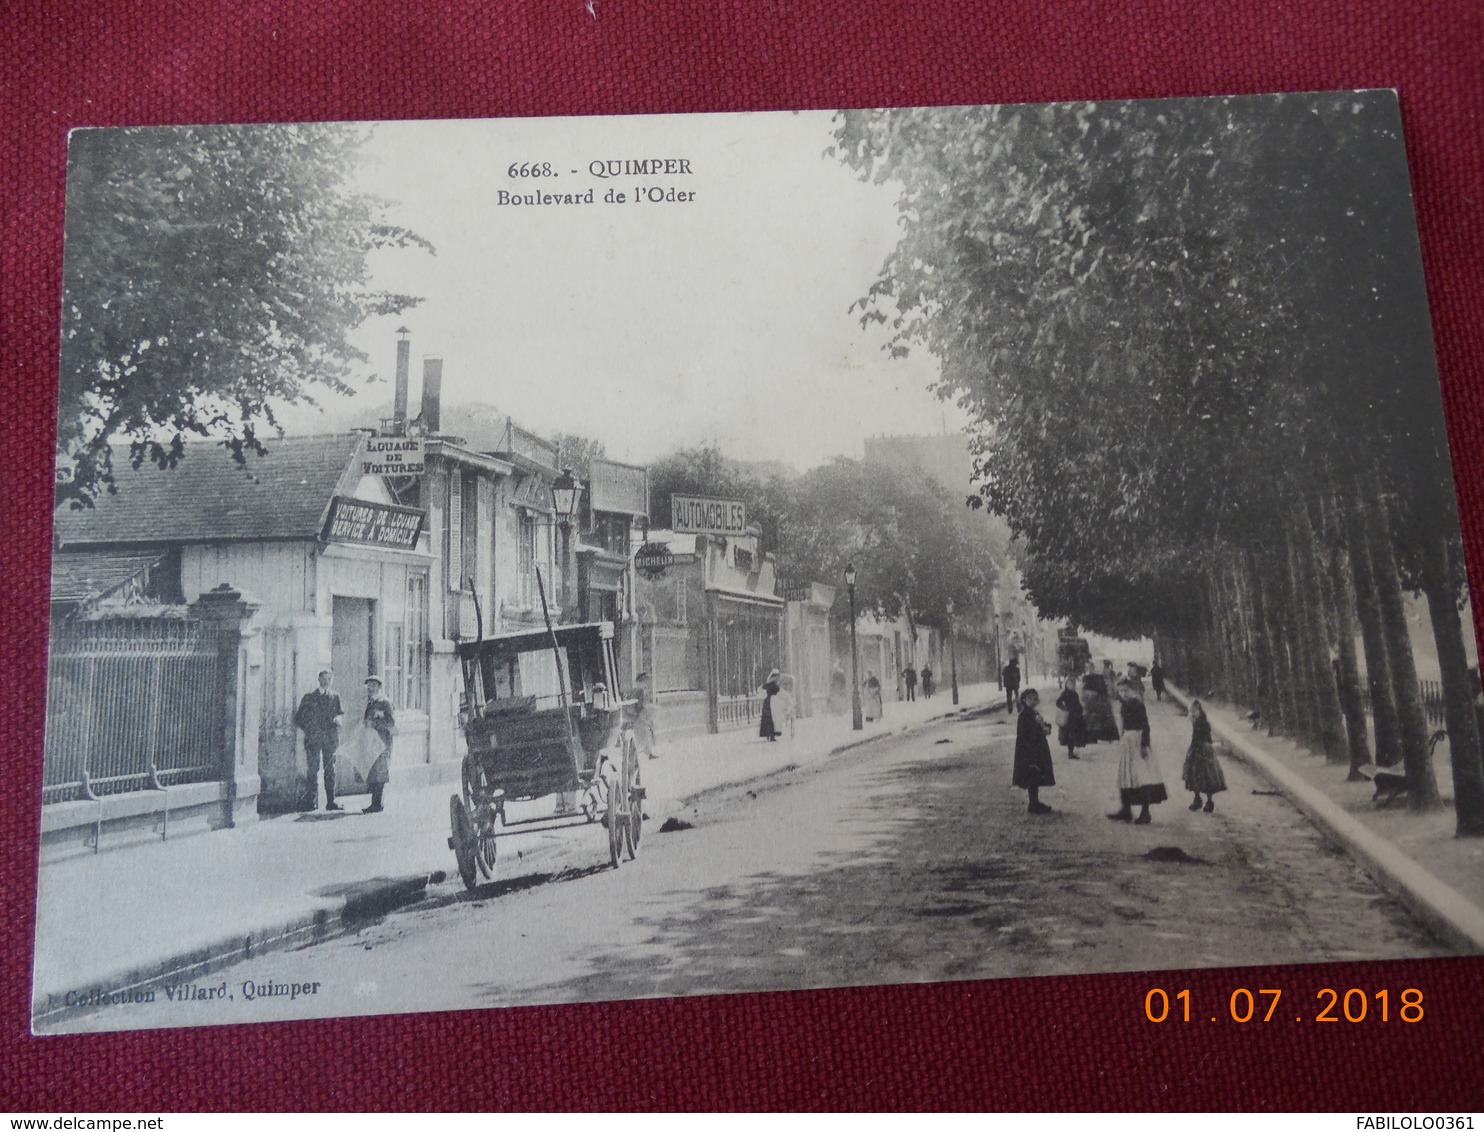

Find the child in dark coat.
[{"left": 1012, "top": 688, "right": 1056, "bottom": 815}]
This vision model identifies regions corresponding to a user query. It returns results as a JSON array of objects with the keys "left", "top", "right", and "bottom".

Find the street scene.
[{"left": 35, "top": 93, "right": 1484, "bottom": 1032}]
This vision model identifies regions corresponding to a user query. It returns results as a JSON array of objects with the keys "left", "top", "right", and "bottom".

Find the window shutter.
[{"left": 447, "top": 471, "right": 463, "bottom": 591}]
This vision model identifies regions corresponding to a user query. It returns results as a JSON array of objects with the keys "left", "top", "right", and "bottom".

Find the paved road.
[{"left": 57, "top": 694, "right": 1446, "bottom": 1031}]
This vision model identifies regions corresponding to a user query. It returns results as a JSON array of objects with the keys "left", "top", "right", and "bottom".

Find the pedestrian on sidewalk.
[
  {"left": 828, "top": 664, "right": 848, "bottom": 715},
  {"left": 1181, "top": 699, "right": 1227, "bottom": 812},
  {"left": 903, "top": 664, "right": 917, "bottom": 702},
  {"left": 1002, "top": 656, "right": 1021, "bottom": 713},
  {"left": 1109, "top": 678, "right": 1167, "bottom": 824},
  {"left": 863, "top": 672, "right": 884, "bottom": 722},
  {"left": 294, "top": 669, "right": 344, "bottom": 811},
  {"left": 1150, "top": 662, "right": 1166, "bottom": 701},
  {"left": 1013, "top": 688, "right": 1056, "bottom": 814},
  {"left": 760, "top": 669, "right": 783, "bottom": 741},
  {"left": 632, "top": 671, "right": 658, "bottom": 759},
  {"left": 362, "top": 675, "right": 396, "bottom": 813},
  {"left": 1055, "top": 676, "right": 1086, "bottom": 759},
  {"left": 921, "top": 665, "right": 934, "bottom": 699}
]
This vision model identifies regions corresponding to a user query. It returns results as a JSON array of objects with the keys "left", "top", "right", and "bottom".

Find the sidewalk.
[
  {"left": 1166, "top": 682, "right": 1484, "bottom": 954},
  {"left": 30, "top": 681, "right": 1000, "bottom": 1024}
]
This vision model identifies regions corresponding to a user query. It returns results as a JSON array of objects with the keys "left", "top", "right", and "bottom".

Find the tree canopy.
[
  {"left": 833, "top": 92, "right": 1451, "bottom": 636},
  {"left": 57, "top": 122, "right": 433, "bottom": 508},
  {"left": 647, "top": 442, "right": 1004, "bottom": 626}
]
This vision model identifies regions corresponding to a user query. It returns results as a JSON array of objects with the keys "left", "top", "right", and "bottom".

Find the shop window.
[
  {"left": 384, "top": 623, "right": 405, "bottom": 710},
  {"left": 406, "top": 572, "right": 429, "bottom": 711}
]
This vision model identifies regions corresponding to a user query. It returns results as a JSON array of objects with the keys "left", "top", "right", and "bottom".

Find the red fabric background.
[{"left": 4, "top": 0, "right": 1483, "bottom": 1112}]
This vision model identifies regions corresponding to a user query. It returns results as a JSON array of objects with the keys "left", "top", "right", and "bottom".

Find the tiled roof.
[
  {"left": 54, "top": 435, "right": 364, "bottom": 548},
  {"left": 50, "top": 551, "right": 164, "bottom": 605}
]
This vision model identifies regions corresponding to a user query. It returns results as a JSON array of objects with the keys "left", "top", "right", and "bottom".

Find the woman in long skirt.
[
  {"left": 1109, "top": 679, "right": 1166, "bottom": 824},
  {"left": 759, "top": 669, "right": 782, "bottom": 741},
  {"left": 1054, "top": 676, "right": 1087, "bottom": 759},
  {"left": 1182, "top": 699, "right": 1227, "bottom": 812},
  {"left": 1012, "top": 688, "right": 1056, "bottom": 814}
]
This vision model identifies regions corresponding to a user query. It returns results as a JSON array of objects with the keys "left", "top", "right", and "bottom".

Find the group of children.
[{"left": 1010, "top": 669, "right": 1227, "bottom": 821}]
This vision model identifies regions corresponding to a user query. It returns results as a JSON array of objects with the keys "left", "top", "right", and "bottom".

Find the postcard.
[{"left": 34, "top": 92, "right": 1481, "bottom": 1033}]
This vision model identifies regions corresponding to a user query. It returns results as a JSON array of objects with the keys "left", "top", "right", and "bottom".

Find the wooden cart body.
[{"left": 447, "top": 621, "right": 643, "bottom": 887}]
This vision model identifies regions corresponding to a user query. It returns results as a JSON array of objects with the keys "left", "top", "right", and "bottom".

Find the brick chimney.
[
  {"left": 420, "top": 356, "right": 443, "bottom": 435},
  {"left": 393, "top": 327, "right": 411, "bottom": 426}
]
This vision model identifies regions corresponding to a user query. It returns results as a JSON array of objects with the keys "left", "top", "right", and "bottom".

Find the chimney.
[
  {"left": 420, "top": 356, "right": 443, "bottom": 435},
  {"left": 393, "top": 327, "right": 411, "bottom": 426}
]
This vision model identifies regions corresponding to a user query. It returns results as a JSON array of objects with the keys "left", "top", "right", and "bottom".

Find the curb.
[
  {"left": 1166, "top": 684, "right": 1484, "bottom": 955},
  {"left": 32, "top": 692, "right": 1013, "bottom": 1028},
  {"left": 31, "top": 872, "right": 435, "bottom": 1030}
]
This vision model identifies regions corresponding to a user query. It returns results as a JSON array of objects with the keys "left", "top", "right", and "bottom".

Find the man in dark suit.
[{"left": 294, "top": 669, "right": 344, "bottom": 812}]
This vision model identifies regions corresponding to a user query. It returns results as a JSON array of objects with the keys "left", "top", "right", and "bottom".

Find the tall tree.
[
  {"left": 57, "top": 122, "right": 432, "bottom": 508},
  {"left": 835, "top": 93, "right": 1481, "bottom": 829}
]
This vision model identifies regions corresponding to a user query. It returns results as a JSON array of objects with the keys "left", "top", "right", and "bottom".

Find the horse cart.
[{"left": 446, "top": 619, "right": 644, "bottom": 889}]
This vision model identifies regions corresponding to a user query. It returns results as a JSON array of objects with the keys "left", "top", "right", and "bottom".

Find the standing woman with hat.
[
  {"left": 363, "top": 675, "right": 396, "bottom": 813},
  {"left": 759, "top": 669, "right": 782, "bottom": 742}
]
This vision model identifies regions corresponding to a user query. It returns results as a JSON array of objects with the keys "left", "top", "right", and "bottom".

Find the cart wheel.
[
  {"left": 623, "top": 740, "right": 642, "bottom": 861},
  {"left": 606, "top": 778, "right": 625, "bottom": 869},
  {"left": 449, "top": 795, "right": 478, "bottom": 891},
  {"left": 461, "top": 756, "right": 481, "bottom": 808},
  {"left": 474, "top": 808, "right": 498, "bottom": 881},
  {"left": 605, "top": 752, "right": 627, "bottom": 869}
]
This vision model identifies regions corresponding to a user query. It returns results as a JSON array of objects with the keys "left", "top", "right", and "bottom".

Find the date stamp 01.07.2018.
[{"left": 1144, "top": 985, "right": 1425, "bottom": 1024}]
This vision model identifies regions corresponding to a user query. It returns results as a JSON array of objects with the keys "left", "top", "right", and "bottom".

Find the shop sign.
[
  {"left": 635, "top": 542, "right": 697, "bottom": 579},
  {"left": 671, "top": 495, "right": 746, "bottom": 536},
  {"left": 322, "top": 496, "right": 426, "bottom": 549},
  {"left": 361, "top": 438, "right": 426, "bottom": 476}
]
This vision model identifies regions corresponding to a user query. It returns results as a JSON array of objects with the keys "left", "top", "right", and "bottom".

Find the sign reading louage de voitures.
[
  {"left": 321, "top": 496, "right": 426, "bottom": 549},
  {"left": 361, "top": 438, "right": 426, "bottom": 476},
  {"left": 671, "top": 494, "right": 747, "bottom": 536}
]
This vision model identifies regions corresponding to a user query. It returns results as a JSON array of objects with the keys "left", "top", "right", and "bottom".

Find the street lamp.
[
  {"left": 551, "top": 468, "right": 580, "bottom": 525},
  {"left": 947, "top": 598, "right": 960, "bottom": 706},
  {"left": 550, "top": 469, "right": 581, "bottom": 611},
  {"left": 846, "top": 563, "right": 863, "bottom": 731}
]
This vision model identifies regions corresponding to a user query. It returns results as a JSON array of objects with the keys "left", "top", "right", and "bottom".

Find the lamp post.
[
  {"left": 846, "top": 563, "right": 862, "bottom": 731},
  {"left": 551, "top": 468, "right": 579, "bottom": 523},
  {"left": 551, "top": 468, "right": 580, "bottom": 611},
  {"left": 947, "top": 598, "right": 960, "bottom": 706}
]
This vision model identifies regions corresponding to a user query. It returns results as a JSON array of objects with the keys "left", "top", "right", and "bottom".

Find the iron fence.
[
  {"left": 1356, "top": 679, "right": 1449, "bottom": 730},
  {"left": 44, "top": 619, "right": 228, "bottom": 805},
  {"left": 717, "top": 692, "right": 758, "bottom": 731}
]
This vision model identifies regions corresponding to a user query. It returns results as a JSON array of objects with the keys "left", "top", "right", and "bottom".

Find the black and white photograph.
[{"left": 34, "top": 92, "right": 1484, "bottom": 1034}]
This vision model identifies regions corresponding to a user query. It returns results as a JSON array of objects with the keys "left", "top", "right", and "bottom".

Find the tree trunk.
[
  {"left": 1345, "top": 488, "right": 1399, "bottom": 768},
  {"left": 1243, "top": 552, "right": 1280, "bottom": 730},
  {"left": 1261, "top": 552, "right": 1300, "bottom": 738},
  {"left": 1367, "top": 482, "right": 1441, "bottom": 810},
  {"left": 1419, "top": 531, "right": 1484, "bottom": 836},
  {"left": 1294, "top": 506, "right": 1347, "bottom": 762},
  {"left": 1321, "top": 494, "right": 1372, "bottom": 777},
  {"left": 1283, "top": 525, "right": 1323, "bottom": 749}
]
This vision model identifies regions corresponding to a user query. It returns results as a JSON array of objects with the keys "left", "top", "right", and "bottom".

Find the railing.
[
  {"left": 717, "top": 693, "right": 758, "bottom": 731},
  {"left": 1356, "top": 679, "right": 1450, "bottom": 730},
  {"left": 1418, "top": 680, "right": 1448, "bottom": 729},
  {"left": 44, "top": 619, "right": 228, "bottom": 805}
]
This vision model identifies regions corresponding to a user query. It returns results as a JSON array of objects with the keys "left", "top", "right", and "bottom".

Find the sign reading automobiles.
[
  {"left": 322, "top": 496, "right": 426, "bottom": 549},
  {"left": 671, "top": 495, "right": 747, "bottom": 536},
  {"left": 361, "top": 438, "right": 426, "bottom": 476}
]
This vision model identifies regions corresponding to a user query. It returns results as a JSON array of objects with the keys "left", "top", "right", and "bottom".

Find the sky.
[{"left": 275, "top": 110, "right": 971, "bottom": 469}]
